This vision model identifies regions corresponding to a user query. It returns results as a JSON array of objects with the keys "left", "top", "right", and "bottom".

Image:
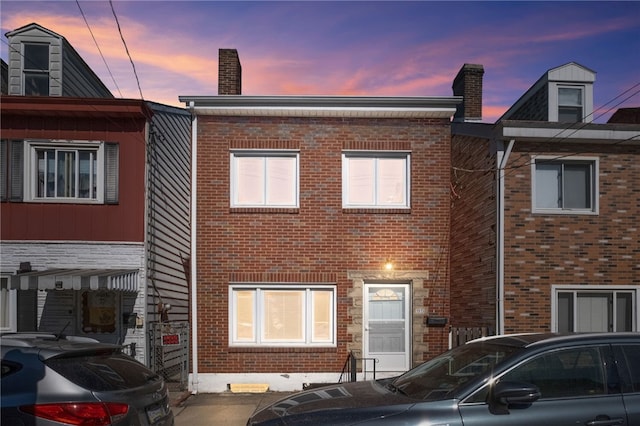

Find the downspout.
[
  {"left": 188, "top": 102, "right": 199, "bottom": 394},
  {"left": 496, "top": 139, "right": 514, "bottom": 335}
]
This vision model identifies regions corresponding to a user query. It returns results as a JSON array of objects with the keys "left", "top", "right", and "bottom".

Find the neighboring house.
[
  {"left": 450, "top": 62, "right": 640, "bottom": 336},
  {"left": 0, "top": 23, "right": 191, "bottom": 367},
  {"left": 179, "top": 49, "right": 461, "bottom": 392}
]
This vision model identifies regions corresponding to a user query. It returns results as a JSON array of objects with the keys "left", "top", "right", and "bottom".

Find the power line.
[
  {"left": 452, "top": 84, "right": 640, "bottom": 176},
  {"left": 75, "top": 0, "right": 123, "bottom": 98},
  {"left": 109, "top": 0, "right": 144, "bottom": 101}
]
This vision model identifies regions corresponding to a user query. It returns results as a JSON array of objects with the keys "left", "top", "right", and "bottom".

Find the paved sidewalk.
[{"left": 171, "top": 391, "right": 294, "bottom": 426}]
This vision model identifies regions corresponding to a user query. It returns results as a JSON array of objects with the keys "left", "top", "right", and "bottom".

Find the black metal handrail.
[{"left": 339, "top": 350, "right": 378, "bottom": 383}]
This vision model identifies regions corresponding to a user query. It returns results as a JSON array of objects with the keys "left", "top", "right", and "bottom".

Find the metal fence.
[{"left": 148, "top": 321, "right": 189, "bottom": 391}]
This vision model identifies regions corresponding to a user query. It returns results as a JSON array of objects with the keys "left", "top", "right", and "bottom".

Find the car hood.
[{"left": 249, "top": 380, "right": 416, "bottom": 425}]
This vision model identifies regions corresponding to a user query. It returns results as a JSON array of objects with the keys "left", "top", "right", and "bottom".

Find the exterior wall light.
[{"left": 384, "top": 259, "right": 394, "bottom": 271}]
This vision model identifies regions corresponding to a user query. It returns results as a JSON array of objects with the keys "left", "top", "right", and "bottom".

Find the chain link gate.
[{"left": 149, "top": 321, "right": 190, "bottom": 391}]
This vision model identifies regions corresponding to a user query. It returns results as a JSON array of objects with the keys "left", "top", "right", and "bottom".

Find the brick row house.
[
  {"left": 450, "top": 62, "right": 640, "bottom": 336},
  {"left": 0, "top": 23, "right": 191, "bottom": 366},
  {"left": 179, "top": 50, "right": 461, "bottom": 392}
]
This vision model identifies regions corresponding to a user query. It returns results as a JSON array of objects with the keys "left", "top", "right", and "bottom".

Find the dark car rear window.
[{"left": 46, "top": 352, "right": 161, "bottom": 391}]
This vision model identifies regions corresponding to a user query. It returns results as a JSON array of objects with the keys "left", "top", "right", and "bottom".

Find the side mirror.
[{"left": 489, "top": 381, "right": 541, "bottom": 415}]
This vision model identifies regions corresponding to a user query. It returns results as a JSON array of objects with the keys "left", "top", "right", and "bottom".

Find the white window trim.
[
  {"left": 230, "top": 150, "right": 300, "bottom": 208},
  {"left": 22, "top": 42, "right": 50, "bottom": 96},
  {"left": 229, "top": 284, "right": 337, "bottom": 347},
  {"left": 342, "top": 150, "right": 411, "bottom": 209},
  {"left": 551, "top": 285, "right": 639, "bottom": 332},
  {"left": 549, "top": 83, "right": 593, "bottom": 123},
  {"left": 1, "top": 276, "right": 17, "bottom": 332},
  {"left": 24, "top": 140, "right": 105, "bottom": 204},
  {"left": 531, "top": 155, "right": 599, "bottom": 215}
]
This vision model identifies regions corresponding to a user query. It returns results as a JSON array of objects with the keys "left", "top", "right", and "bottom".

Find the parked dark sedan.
[
  {"left": 1, "top": 333, "right": 174, "bottom": 426},
  {"left": 248, "top": 332, "right": 640, "bottom": 425}
]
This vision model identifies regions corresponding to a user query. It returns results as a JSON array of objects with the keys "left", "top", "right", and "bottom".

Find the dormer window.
[
  {"left": 23, "top": 43, "right": 50, "bottom": 95},
  {"left": 558, "top": 87, "right": 583, "bottom": 122}
]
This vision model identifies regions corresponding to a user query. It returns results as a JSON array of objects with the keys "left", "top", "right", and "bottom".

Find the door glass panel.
[{"left": 368, "top": 287, "right": 405, "bottom": 353}]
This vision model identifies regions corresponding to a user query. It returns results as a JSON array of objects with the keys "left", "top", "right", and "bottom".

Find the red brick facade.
[
  {"left": 195, "top": 115, "right": 452, "bottom": 375},
  {"left": 501, "top": 142, "right": 640, "bottom": 333},
  {"left": 451, "top": 134, "right": 640, "bottom": 333}
]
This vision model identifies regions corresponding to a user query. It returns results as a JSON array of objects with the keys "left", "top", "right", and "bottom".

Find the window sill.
[
  {"left": 229, "top": 346, "right": 338, "bottom": 353},
  {"left": 532, "top": 208, "right": 598, "bottom": 216},
  {"left": 230, "top": 207, "right": 299, "bottom": 214},
  {"left": 342, "top": 208, "right": 411, "bottom": 214}
]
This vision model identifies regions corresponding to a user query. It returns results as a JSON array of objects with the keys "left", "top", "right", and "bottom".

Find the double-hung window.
[
  {"left": 23, "top": 43, "right": 50, "bottom": 96},
  {"left": 14, "top": 140, "right": 119, "bottom": 204},
  {"left": 558, "top": 86, "right": 584, "bottom": 122},
  {"left": 532, "top": 156, "right": 598, "bottom": 214},
  {"left": 342, "top": 152, "right": 410, "bottom": 208},
  {"left": 553, "top": 286, "right": 637, "bottom": 332},
  {"left": 230, "top": 285, "right": 336, "bottom": 347},
  {"left": 230, "top": 151, "right": 299, "bottom": 208}
]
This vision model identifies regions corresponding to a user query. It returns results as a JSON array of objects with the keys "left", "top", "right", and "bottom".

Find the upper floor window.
[
  {"left": 558, "top": 87, "right": 583, "bottom": 122},
  {"left": 230, "top": 151, "right": 299, "bottom": 208},
  {"left": 23, "top": 43, "right": 49, "bottom": 96},
  {"left": 342, "top": 152, "right": 410, "bottom": 209},
  {"left": 12, "top": 140, "right": 120, "bottom": 204},
  {"left": 230, "top": 285, "right": 336, "bottom": 347},
  {"left": 532, "top": 156, "right": 598, "bottom": 214}
]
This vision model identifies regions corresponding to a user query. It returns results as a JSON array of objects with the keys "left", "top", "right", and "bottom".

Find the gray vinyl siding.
[
  {"left": 6, "top": 24, "right": 111, "bottom": 98},
  {"left": 145, "top": 102, "right": 191, "bottom": 323},
  {"left": 61, "top": 39, "right": 113, "bottom": 98}
]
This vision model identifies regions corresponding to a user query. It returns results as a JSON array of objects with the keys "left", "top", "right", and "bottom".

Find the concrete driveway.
[{"left": 172, "top": 392, "right": 293, "bottom": 426}]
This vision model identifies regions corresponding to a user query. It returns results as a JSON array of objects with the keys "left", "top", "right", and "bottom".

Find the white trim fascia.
[
  {"left": 189, "top": 106, "right": 457, "bottom": 118},
  {"left": 178, "top": 96, "right": 461, "bottom": 119},
  {"left": 501, "top": 126, "right": 640, "bottom": 144}
]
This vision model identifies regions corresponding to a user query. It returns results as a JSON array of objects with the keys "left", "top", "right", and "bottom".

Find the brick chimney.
[
  {"left": 452, "top": 64, "right": 484, "bottom": 122},
  {"left": 218, "top": 49, "right": 242, "bottom": 95}
]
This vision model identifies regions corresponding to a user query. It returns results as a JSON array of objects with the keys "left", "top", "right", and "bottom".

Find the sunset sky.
[{"left": 1, "top": 1, "right": 639, "bottom": 122}]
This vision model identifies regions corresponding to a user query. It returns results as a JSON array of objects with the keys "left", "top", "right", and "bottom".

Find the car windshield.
[{"left": 391, "top": 341, "right": 522, "bottom": 400}]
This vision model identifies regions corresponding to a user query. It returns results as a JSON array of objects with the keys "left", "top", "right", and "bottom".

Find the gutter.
[
  {"left": 496, "top": 139, "right": 514, "bottom": 335},
  {"left": 188, "top": 101, "right": 199, "bottom": 394}
]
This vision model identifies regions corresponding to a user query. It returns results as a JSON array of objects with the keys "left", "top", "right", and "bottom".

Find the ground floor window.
[
  {"left": 553, "top": 286, "right": 637, "bottom": 332},
  {"left": 230, "top": 285, "right": 336, "bottom": 347},
  {"left": 1, "top": 277, "right": 17, "bottom": 332}
]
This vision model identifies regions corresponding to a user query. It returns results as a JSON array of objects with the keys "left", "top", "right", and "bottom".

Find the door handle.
[{"left": 585, "top": 416, "right": 624, "bottom": 426}]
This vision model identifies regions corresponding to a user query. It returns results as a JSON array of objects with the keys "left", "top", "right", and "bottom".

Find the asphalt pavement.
[{"left": 170, "top": 390, "right": 294, "bottom": 426}]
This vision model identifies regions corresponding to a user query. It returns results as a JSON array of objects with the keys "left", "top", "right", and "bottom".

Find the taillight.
[{"left": 20, "top": 402, "right": 129, "bottom": 425}]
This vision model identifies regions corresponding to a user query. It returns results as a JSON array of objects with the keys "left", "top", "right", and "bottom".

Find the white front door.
[{"left": 363, "top": 283, "right": 411, "bottom": 373}]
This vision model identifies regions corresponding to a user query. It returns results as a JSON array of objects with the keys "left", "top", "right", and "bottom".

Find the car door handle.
[{"left": 585, "top": 416, "right": 625, "bottom": 426}]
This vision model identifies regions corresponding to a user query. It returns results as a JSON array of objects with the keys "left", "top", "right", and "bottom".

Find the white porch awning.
[{"left": 9, "top": 269, "right": 139, "bottom": 292}]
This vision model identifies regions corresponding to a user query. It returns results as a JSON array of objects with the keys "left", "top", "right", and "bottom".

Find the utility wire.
[
  {"left": 75, "top": 0, "right": 123, "bottom": 97},
  {"left": 109, "top": 0, "right": 144, "bottom": 100},
  {"left": 452, "top": 84, "right": 640, "bottom": 176}
]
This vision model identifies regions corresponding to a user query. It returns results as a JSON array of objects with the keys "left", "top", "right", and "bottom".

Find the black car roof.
[
  {"left": 1, "top": 334, "right": 122, "bottom": 360},
  {"left": 470, "top": 332, "right": 640, "bottom": 348}
]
